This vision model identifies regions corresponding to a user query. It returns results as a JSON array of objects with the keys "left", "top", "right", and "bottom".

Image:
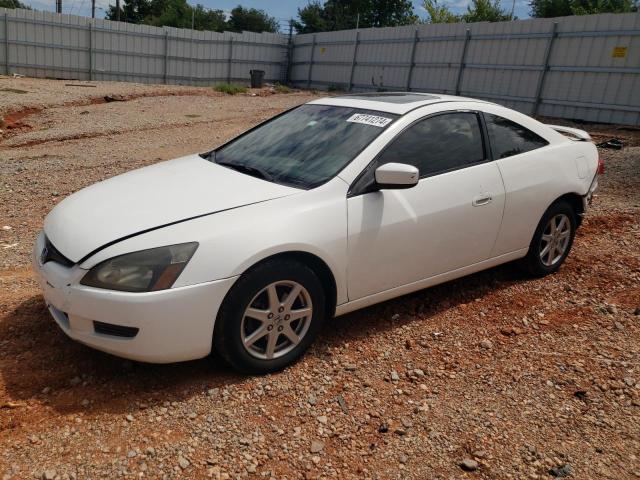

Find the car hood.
[{"left": 44, "top": 155, "right": 301, "bottom": 263}]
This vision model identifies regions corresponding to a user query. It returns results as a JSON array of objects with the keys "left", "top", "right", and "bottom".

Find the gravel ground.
[{"left": 0, "top": 77, "right": 639, "bottom": 480}]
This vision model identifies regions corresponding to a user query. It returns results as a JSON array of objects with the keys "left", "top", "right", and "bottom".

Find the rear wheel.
[
  {"left": 214, "top": 259, "right": 325, "bottom": 374},
  {"left": 521, "top": 201, "right": 577, "bottom": 276}
]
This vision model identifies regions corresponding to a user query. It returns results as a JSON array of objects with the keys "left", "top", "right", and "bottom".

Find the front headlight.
[{"left": 80, "top": 242, "right": 198, "bottom": 292}]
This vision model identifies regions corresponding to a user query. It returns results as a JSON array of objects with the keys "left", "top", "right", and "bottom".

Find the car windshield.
[{"left": 208, "top": 104, "right": 398, "bottom": 189}]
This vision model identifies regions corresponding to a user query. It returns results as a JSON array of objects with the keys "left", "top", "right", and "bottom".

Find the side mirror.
[{"left": 374, "top": 163, "right": 419, "bottom": 190}]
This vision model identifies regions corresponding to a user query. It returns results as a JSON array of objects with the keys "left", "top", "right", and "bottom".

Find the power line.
[{"left": 76, "top": 0, "right": 87, "bottom": 15}]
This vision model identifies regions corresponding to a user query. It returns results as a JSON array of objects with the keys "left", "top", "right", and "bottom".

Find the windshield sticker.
[{"left": 347, "top": 113, "right": 393, "bottom": 128}]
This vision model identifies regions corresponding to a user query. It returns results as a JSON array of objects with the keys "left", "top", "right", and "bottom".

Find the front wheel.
[
  {"left": 214, "top": 259, "right": 326, "bottom": 374},
  {"left": 520, "top": 201, "right": 577, "bottom": 276}
]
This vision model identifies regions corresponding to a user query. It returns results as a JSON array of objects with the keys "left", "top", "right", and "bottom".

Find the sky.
[{"left": 22, "top": 0, "right": 532, "bottom": 29}]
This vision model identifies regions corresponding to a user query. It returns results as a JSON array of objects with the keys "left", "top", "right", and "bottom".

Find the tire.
[
  {"left": 520, "top": 200, "right": 577, "bottom": 277},
  {"left": 214, "top": 258, "right": 326, "bottom": 374}
]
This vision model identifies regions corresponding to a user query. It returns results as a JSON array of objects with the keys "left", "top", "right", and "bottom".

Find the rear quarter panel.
[{"left": 491, "top": 139, "right": 598, "bottom": 256}]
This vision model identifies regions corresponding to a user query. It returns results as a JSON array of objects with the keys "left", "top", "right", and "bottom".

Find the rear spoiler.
[{"left": 547, "top": 124, "right": 592, "bottom": 142}]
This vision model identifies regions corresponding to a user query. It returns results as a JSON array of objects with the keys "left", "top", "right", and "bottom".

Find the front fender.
[{"left": 78, "top": 179, "right": 350, "bottom": 305}]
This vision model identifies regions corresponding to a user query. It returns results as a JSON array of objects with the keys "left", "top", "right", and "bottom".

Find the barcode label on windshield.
[{"left": 347, "top": 113, "right": 392, "bottom": 128}]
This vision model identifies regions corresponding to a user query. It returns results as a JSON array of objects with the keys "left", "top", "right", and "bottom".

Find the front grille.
[
  {"left": 41, "top": 236, "right": 74, "bottom": 268},
  {"left": 93, "top": 321, "right": 139, "bottom": 338}
]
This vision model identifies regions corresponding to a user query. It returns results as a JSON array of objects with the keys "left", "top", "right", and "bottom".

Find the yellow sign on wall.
[{"left": 612, "top": 46, "right": 628, "bottom": 58}]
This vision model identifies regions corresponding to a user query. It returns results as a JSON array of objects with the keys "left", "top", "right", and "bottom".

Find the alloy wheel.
[
  {"left": 539, "top": 213, "right": 571, "bottom": 267},
  {"left": 240, "top": 281, "right": 313, "bottom": 360}
]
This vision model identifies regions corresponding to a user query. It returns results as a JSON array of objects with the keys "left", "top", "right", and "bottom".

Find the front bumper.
[{"left": 32, "top": 232, "right": 238, "bottom": 363}]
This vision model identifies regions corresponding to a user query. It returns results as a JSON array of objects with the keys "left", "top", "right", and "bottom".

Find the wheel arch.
[
  {"left": 550, "top": 192, "right": 585, "bottom": 227},
  {"left": 525, "top": 191, "right": 585, "bottom": 254},
  {"left": 226, "top": 250, "right": 339, "bottom": 319}
]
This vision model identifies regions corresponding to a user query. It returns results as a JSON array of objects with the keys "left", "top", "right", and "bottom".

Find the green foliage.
[
  {"left": 227, "top": 6, "right": 279, "bottom": 33},
  {"left": 529, "top": 0, "right": 573, "bottom": 16},
  {"left": 214, "top": 83, "right": 248, "bottom": 95},
  {"left": 327, "top": 84, "right": 345, "bottom": 92},
  {"left": 293, "top": 1, "right": 328, "bottom": 33},
  {"left": 569, "top": 0, "right": 637, "bottom": 13},
  {"left": 274, "top": 83, "right": 293, "bottom": 94},
  {"left": 360, "top": 0, "right": 420, "bottom": 27},
  {"left": 105, "top": 0, "right": 152, "bottom": 24},
  {"left": 293, "top": 0, "right": 418, "bottom": 33},
  {"left": 529, "top": 0, "right": 637, "bottom": 16},
  {"left": 462, "top": 0, "right": 513, "bottom": 22},
  {"left": 422, "top": 0, "right": 461, "bottom": 23},
  {"left": 106, "top": 0, "right": 226, "bottom": 30},
  {"left": 0, "top": 0, "right": 30, "bottom": 8},
  {"left": 106, "top": 0, "right": 275, "bottom": 32}
]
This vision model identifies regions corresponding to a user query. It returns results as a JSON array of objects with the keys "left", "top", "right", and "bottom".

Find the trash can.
[{"left": 250, "top": 69, "right": 265, "bottom": 88}]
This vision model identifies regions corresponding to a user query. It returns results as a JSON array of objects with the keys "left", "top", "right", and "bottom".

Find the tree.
[
  {"left": 106, "top": 1, "right": 271, "bottom": 32},
  {"left": 106, "top": 0, "right": 152, "bottom": 24},
  {"left": 0, "top": 0, "right": 31, "bottom": 8},
  {"left": 422, "top": 0, "right": 461, "bottom": 23},
  {"left": 226, "top": 6, "right": 279, "bottom": 33},
  {"left": 529, "top": 0, "right": 573, "bottom": 16},
  {"left": 143, "top": 0, "right": 226, "bottom": 30},
  {"left": 293, "top": 0, "right": 418, "bottom": 33},
  {"left": 292, "top": 1, "right": 328, "bottom": 33},
  {"left": 463, "top": 0, "right": 513, "bottom": 22},
  {"left": 191, "top": 5, "right": 227, "bottom": 30},
  {"left": 529, "top": 0, "right": 637, "bottom": 16},
  {"left": 570, "top": 0, "right": 637, "bottom": 13},
  {"left": 360, "top": 0, "right": 419, "bottom": 27}
]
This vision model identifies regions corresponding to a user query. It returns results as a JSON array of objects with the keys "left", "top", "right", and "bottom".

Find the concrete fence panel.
[{"left": 291, "top": 12, "right": 640, "bottom": 125}]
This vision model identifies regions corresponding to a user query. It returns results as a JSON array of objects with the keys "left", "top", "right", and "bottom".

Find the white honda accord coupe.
[{"left": 33, "top": 93, "right": 601, "bottom": 373}]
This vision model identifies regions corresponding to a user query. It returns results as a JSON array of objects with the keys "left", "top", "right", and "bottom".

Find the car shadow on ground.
[{"left": 0, "top": 262, "right": 528, "bottom": 417}]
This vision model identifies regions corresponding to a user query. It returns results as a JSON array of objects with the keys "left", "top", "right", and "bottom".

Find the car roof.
[{"left": 308, "top": 92, "right": 494, "bottom": 115}]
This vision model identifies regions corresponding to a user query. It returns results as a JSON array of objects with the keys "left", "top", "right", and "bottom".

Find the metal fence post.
[
  {"left": 4, "top": 13, "right": 9, "bottom": 76},
  {"left": 455, "top": 29, "right": 470, "bottom": 96},
  {"left": 284, "top": 19, "right": 293, "bottom": 84},
  {"left": 348, "top": 31, "right": 360, "bottom": 92},
  {"left": 532, "top": 22, "right": 558, "bottom": 117},
  {"left": 405, "top": 28, "right": 419, "bottom": 92},
  {"left": 189, "top": 31, "right": 195, "bottom": 85},
  {"left": 307, "top": 34, "right": 316, "bottom": 90},
  {"left": 88, "top": 22, "right": 93, "bottom": 81},
  {"left": 163, "top": 30, "right": 169, "bottom": 84},
  {"left": 226, "top": 37, "right": 233, "bottom": 84}
]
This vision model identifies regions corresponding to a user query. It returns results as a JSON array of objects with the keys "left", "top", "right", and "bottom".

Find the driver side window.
[{"left": 376, "top": 112, "right": 486, "bottom": 178}]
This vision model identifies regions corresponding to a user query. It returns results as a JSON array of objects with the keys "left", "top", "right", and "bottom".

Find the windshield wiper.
[{"left": 215, "top": 160, "right": 273, "bottom": 182}]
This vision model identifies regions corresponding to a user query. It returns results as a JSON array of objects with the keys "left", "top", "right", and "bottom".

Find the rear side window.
[
  {"left": 377, "top": 112, "right": 485, "bottom": 178},
  {"left": 485, "top": 113, "right": 548, "bottom": 159}
]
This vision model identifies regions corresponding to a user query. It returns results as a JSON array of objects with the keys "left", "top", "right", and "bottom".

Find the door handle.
[{"left": 472, "top": 194, "right": 493, "bottom": 207}]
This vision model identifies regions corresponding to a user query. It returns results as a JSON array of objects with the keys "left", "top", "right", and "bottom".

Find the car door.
[{"left": 346, "top": 111, "right": 506, "bottom": 301}]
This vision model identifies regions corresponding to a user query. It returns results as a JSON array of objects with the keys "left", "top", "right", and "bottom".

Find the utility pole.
[
  {"left": 56, "top": 0, "right": 62, "bottom": 14},
  {"left": 191, "top": 6, "right": 195, "bottom": 29},
  {"left": 91, "top": 0, "right": 95, "bottom": 18},
  {"left": 116, "top": 0, "right": 120, "bottom": 21}
]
